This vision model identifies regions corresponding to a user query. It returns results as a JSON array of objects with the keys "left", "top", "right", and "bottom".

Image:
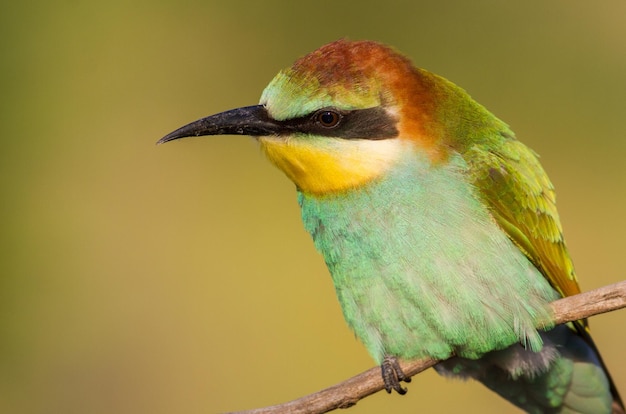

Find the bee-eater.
[{"left": 159, "top": 40, "right": 623, "bottom": 413}]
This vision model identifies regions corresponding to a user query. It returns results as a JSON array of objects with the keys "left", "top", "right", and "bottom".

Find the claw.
[{"left": 381, "top": 356, "right": 411, "bottom": 394}]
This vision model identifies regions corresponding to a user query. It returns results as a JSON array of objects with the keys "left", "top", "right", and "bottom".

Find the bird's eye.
[{"left": 316, "top": 110, "right": 341, "bottom": 128}]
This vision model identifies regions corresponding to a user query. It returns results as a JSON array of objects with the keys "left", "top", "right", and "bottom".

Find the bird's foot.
[{"left": 381, "top": 355, "right": 411, "bottom": 395}]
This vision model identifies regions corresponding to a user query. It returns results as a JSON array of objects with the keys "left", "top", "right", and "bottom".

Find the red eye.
[{"left": 316, "top": 110, "right": 341, "bottom": 128}]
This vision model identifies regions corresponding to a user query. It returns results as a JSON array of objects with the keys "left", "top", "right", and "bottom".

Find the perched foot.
[{"left": 381, "top": 355, "right": 411, "bottom": 394}]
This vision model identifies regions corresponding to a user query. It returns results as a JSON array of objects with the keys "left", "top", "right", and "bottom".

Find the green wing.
[
  {"left": 464, "top": 131, "right": 626, "bottom": 408},
  {"left": 464, "top": 131, "right": 581, "bottom": 306}
]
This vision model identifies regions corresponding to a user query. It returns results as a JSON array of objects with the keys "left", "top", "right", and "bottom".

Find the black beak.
[{"left": 157, "top": 105, "right": 282, "bottom": 144}]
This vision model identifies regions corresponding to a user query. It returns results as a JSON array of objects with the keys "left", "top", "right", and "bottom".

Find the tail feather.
[
  {"left": 573, "top": 323, "right": 624, "bottom": 414},
  {"left": 435, "top": 324, "right": 623, "bottom": 413}
]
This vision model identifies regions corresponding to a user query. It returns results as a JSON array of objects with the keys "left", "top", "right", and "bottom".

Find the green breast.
[{"left": 298, "top": 149, "right": 559, "bottom": 363}]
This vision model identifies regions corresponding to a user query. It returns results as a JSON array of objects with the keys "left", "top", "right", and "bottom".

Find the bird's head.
[{"left": 159, "top": 40, "right": 475, "bottom": 195}]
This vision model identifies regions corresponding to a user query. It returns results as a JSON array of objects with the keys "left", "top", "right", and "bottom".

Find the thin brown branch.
[
  {"left": 551, "top": 281, "right": 626, "bottom": 325},
  {"left": 227, "top": 280, "right": 626, "bottom": 414}
]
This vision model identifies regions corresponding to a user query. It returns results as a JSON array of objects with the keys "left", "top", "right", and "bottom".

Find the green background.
[{"left": 2, "top": 1, "right": 625, "bottom": 413}]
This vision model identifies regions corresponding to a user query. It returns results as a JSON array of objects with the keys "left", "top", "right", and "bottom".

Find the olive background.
[{"left": 2, "top": 1, "right": 625, "bottom": 413}]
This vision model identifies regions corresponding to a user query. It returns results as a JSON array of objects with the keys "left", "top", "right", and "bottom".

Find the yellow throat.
[{"left": 258, "top": 135, "right": 407, "bottom": 195}]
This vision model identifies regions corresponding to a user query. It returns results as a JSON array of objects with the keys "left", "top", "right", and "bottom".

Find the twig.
[
  {"left": 227, "top": 280, "right": 626, "bottom": 414},
  {"left": 551, "top": 281, "right": 626, "bottom": 325}
]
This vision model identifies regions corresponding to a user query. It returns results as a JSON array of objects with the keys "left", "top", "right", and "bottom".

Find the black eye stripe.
[{"left": 273, "top": 106, "right": 398, "bottom": 140}]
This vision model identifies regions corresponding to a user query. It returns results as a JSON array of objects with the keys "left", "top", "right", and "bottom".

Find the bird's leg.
[{"left": 381, "top": 355, "right": 411, "bottom": 395}]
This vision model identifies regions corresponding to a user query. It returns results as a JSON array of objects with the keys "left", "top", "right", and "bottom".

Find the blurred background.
[{"left": 1, "top": 1, "right": 625, "bottom": 413}]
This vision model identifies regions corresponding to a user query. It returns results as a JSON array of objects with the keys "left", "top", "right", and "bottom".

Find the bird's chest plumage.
[{"left": 298, "top": 153, "right": 558, "bottom": 363}]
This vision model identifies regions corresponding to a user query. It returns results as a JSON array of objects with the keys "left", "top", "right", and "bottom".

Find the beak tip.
[{"left": 157, "top": 130, "right": 189, "bottom": 145}]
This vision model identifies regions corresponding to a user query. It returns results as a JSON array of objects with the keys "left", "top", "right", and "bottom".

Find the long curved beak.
[{"left": 157, "top": 105, "right": 281, "bottom": 144}]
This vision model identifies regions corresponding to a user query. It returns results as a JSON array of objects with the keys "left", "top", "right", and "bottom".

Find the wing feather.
[{"left": 464, "top": 132, "right": 581, "bottom": 309}]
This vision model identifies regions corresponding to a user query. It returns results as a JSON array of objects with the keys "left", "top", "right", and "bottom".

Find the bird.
[{"left": 159, "top": 39, "right": 623, "bottom": 413}]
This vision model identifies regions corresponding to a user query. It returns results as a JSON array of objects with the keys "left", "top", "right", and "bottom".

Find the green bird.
[{"left": 159, "top": 40, "right": 623, "bottom": 413}]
